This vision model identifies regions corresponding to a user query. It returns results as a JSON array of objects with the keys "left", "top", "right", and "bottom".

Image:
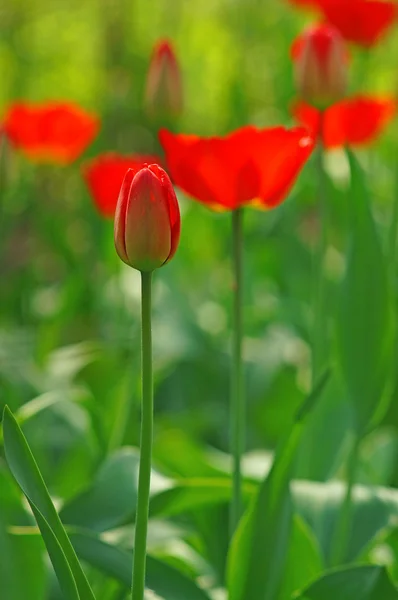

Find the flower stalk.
[
  {"left": 230, "top": 207, "right": 245, "bottom": 537},
  {"left": 313, "top": 116, "right": 328, "bottom": 382},
  {"left": 131, "top": 270, "right": 153, "bottom": 600}
]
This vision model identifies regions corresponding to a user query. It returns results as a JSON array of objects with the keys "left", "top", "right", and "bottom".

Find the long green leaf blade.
[
  {"left": 338, "top": 150, "right": 394, "bottom": 433},
  {"left": 69, "top": 529, "right": 211, "bottom": 600},
  {"left": 296, "top": 565, "right": 398, "bottom": 599},
  {"left": 2, "top": 406, "right": 96, "bottom": 600}
]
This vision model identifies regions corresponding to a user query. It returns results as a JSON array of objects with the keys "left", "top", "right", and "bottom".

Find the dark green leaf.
[
  {"left": 70, "top": 529, "right": 212, "bottom": 600},
  {"left": 2, "top": 406, "right": 95, "bottom": 600},
  {"left": 227, "top": 425, "right": 302, "bottom": 600},
  {"left": 0, "top": 468, "right": 46, "bottom": 600},
  {"left": 296, "top": 565, "right": 398, "bottom": 599},
  {"left": 337, "top": 151, "right": 394, "bottom": 433},
  {"left": 277, "top": 516, "right": 323, "bottom": 600},
  {"left": 60, "top": 448, "right": 140, "bottom": 531}
]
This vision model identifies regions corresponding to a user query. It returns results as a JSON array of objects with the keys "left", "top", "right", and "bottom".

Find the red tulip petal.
[
  {"left": 292, "top": 97, "right": 396, "bottom": 149},
  {"left": 83, "top": 153, "right": 162, "bottom": 217},
  {"left": 252, "top": 127, "right": 315, "bottom": 207},
  {"left": 324, "top": 96, "right": 396, "bottom": 148},
  {"left": 291, "top": 101, "right": 323, "bottom": 139},
  {"left": 160, "top": 126, "right": 314, "bottom": 211},
  {"left": 4, "top": 102, "right": 99, "bottom": 164},
  {"left": 319, "top": 0, "right": 397, "bottom": 47},
  {"left": 114, "top": 169, "right": 136, "bottom": 264},
  {"left": 148, "top": 163, "right": 181, "bottom": 263}
]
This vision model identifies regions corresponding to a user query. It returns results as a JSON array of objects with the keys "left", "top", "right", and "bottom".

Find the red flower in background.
[
  {"left": 292, "top": 24, "right": 348, "bottom": 108},
  {"left": 83, "top": 153, "right": 162, "bottom": 217},
  {"left": 144, "top": 39, "right": 183, "bottom": 118},
  {"left": 3, "top": 102, "right": 99, "bottom": 164},
  {"left": 159, "top": 126, "right": 314, "bottom": 211},
  {"left": 292, "top": 96, "right": 396, "bottom": 148},
  {"left": 287, "top": 0, "right": 397, "bottom": 47}
]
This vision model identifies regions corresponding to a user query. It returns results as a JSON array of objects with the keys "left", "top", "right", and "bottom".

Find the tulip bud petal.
[
  {"left": 114, "top": 165, "right": 180, "bottom": 272},
  {"left": 144, "top": 40, "right": 183, "bottom": 118},
  {"left": 292, "top": 24, "right": 348, "bottom": 109}
]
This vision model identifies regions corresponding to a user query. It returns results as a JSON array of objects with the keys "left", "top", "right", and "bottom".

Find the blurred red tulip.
[
  {"left": 83, "top": 153, "right": 162, "bottom": 218},
  {"left": 114, "top": 164, "right": 180, "bottom": 272},
  {"left": 292, "top": 95, "right": 396, "bottom": 148},
  {"left": 159, "top": 126, "right": 314, "bottom": 211},
  {"left": 287, "top": 0, "right": 397, "bottom": 47},
  {"left": 292, "top": 24, "right": 348, "bottom": 108},
  {"left": 3, "top": 101, "right": 99, "bottom": 164},
  {"left": 144, "top": 39, "right": 183, "bottom": 118},
  {"left": 320, "top": 0, "right": 397, "bottom": 47}
]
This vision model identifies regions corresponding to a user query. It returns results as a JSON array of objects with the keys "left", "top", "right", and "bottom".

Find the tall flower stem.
[
  {"left": 330, "top": 434, "right": 360, "bottom": 566},
  {"left": 313, "top": 120, "right": 328, "bottom": 383},
  {"left": 387, "top": 133, "right": 398, "bottom": 276},
  {"left": 230, "top": 208, "right": 245, "bottom": 538},
  {"left": 131, "top": 271, "right": 153, "bottom": 600}
]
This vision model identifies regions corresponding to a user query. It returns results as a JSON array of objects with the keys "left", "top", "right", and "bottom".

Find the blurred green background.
[{"left": 2, "top": 1, "right": 398, "bottom": 598}]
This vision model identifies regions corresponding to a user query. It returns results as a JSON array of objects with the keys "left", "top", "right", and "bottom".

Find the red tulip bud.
[
  {"left": 292, "top": 24, "right": 348, "bottom": 109},
  {"left": 114, "top": 164, "right": 180, "bottom": 272},
  {"left": 144, "top": 40, "right": 183, "bottom": 118}
]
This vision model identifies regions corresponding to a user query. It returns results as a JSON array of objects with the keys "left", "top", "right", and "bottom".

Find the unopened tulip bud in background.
[
  {"left": 292, "top": 24, "right": 348, "bottom": 109},
  {"left": 144, "top": 40, "right": 183, "bottom": 118},
  {"left": 114, "top": 164, "right": 181, "bottom": 272}
]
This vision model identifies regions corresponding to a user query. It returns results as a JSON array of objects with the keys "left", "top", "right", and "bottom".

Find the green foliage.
[
  {"left": 2, "top": 1, "right": 398, "bottom": 598},
  {"left": 337, "top": 151, "right": 395, "bottom": 434},
  {"left": 296, "top": 565, "right": 398, "bottom": 600},
  {"left": 2, "top": 406, "right": 95, "bottom": 600}
]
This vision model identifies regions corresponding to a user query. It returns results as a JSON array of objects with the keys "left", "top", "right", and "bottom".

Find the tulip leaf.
[
  {"left": 60, "top": 448, "right": 140, "bottom": 532},
  {"left": 0, "top": 467, "right": 46, "bottom": 600},
  {"left": 277, "top": 515, "right": 323, "bottom": 600},
  {"left": 227, "top": 425, "right": 300, "bottom": 600},
  {"left": 337, "top": 150, "right": 394, "bottom": 433},
  {"left": 295, "top": 565, "right": 398, "bottom": 599},
  {"left": 227, "top": 370, "right": 329, "bottom": 600},
  {"left": 69, "top": 529, "right": 212, "bottom": 600},
  {"left": 2, "top": 406, "right": 96, "bottom": 600}
]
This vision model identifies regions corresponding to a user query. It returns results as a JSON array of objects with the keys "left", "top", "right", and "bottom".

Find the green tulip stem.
[
  {"left": 313, "top": 124, "right": 328, "bottom": 383},
  {"left": 330, "top": 434, "right": 360, "bottom": 566},
  {"left": 131, "top": 270, "right": 153, "bottom": 600},
  {"left": 230, "top": 207, "right": 245, "bottom": 538},
  {"left": 387, "top": 132, "right": 398, "bottom": 274}
]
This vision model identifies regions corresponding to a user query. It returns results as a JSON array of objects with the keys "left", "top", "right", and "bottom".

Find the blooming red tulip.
[
  {"left": 159, "top": 126, "right": 314, "bottom": 211},
  {"left": 287, "top": 0, "right": 397, "bottom": 47},
  {"left": 114, "top": 164, "right": 180, "bottom": 272},
  {"left": 292, "top": 96, "right": 396, "bottom": 148},
  {"left": 83, "top": 153, "right": 162, "bottom": 218},
  {"left": 144, "top": 40, "right": 183, "bottom": 118},
  {"left": 292, "top": 24, "right": 348, "bottom": 108},
  {"left": 3, "top": 101, "right": 99, "bottom": 164}
]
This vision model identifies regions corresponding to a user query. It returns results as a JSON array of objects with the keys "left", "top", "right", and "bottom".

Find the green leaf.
[
  {"left": 296, "top": 565, "right": 398, "bottom": 599},
  {"left": 227, "top": 425, "right": 301, "bottom": 600},
  {"left": 149, "top": 477, "right": 255, "bottom": 518},
  {"left": 31, "top": 506, "right": 81, "bottom": 600},
  {"left": 226, "top": 373, "right": 329, "bottom": 600},
  {"left": 0, "top": 468, "right": 46, "bottom": 600},
  {"left": 277, "top": 516, "right": 323, "bottom": 600},
  {"left": 2, "top": 406, "right": 96, "bottom": 600},
  {"left": 337, "top": 151, "right": 394, "bottom": 433},
  {"left": 60, "top": 448, "right": 140, "bottom": 531},
  {"left": 293, "top": 479, "right": 398, "bottom": 565},
  {"left": 69, "top": 529, "right": 212, "bottom": 600}
]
